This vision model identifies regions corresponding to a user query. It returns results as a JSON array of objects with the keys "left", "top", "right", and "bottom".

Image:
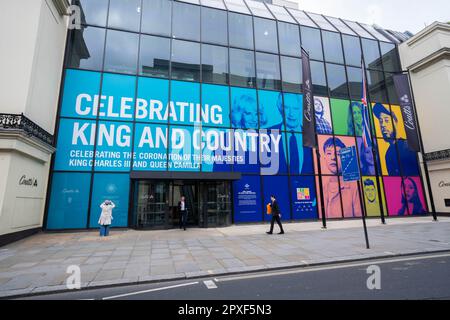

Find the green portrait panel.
[{"left": 330, "top": 99, "right": 352, "bottom": 136}]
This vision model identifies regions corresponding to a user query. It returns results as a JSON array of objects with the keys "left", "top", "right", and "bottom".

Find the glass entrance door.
[
  {"left": 133, "top": 180, "right": 232, "bottom": 229},
  {"left": 133, "top": 180, "right": 169, "bottom": 229},
  {"left": 200, "top": 181, "right": 232, "bottom": 227}
]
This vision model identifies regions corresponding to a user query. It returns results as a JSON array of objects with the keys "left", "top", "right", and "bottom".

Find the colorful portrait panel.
[
  {"left": 283, "top": 93, "right": 303, "bottom": 133},
  {"left": 372, "top": 103, "right": 395, "bottom": 140},
  {"left": 390, "top": 105, "right": 407, "bottom": 139},
  {"left": 331, "top": 99, "right": 351, "bottom": 136},
  {"left": 357, "top": 137, "right": 376, "bottom": 176},
  {"left": 322, "top": 176, "right": 343, "bottom": 219},
  {"left": 231, "top": 87, "right": 258, "bottom": 129},
  {"left": 362, "top": 176, "right": 387, "bottom": 217},
  {"left": 383, "top": 177, "right": 405, "bottom": 216},
  {"left": 377, "top": 138, "right": 400, "bottom": 176},
  {"left": 258, "top": 90, "right": 284, "bottom": 130},
  {"left": 340, "top": 177, "right": 363, "bottom": 218},
  {"left": 399, "top": 177, "right": 428, "bottom": 216},
  {"left": 314, "top": 96, "right": 333, "bottom": 135}
]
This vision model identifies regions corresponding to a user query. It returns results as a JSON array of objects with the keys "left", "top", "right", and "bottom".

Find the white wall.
[{"left": 0, "top": 0, "right": 67, "bottom": 134}]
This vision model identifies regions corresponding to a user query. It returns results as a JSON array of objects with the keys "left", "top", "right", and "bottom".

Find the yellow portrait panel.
[
  {"left": 390, "top": 105, "right": 407, "bottom": 139},
  {"left": 376, "top": 138, "right": 390, "bottom": 176}
]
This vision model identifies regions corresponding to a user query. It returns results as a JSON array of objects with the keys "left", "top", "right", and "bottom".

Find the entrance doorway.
[{"left": 132, "top": 180, "right": 232, "bottom": 229}]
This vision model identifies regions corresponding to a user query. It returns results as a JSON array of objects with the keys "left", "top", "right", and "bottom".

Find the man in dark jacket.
[
  {"left": 267, "top": 195, "right": 285, "bottom": 235},
  {"left": 178, "top": 196, "right": 188, "bottom": 231}
]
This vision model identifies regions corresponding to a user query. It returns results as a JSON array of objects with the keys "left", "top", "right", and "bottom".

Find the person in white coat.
[{"left": 99, "top": 200, "right": 115, "bottom": 237}]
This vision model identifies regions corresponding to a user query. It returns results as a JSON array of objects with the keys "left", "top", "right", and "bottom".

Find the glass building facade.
[{"left": 45, "top": 0, "right": 428, "bottom": 230}]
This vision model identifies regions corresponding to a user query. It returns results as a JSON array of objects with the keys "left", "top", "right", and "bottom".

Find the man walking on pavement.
[
  {"left": 179, "top": 196, "right": 188, "bottom": 231},
  {"left": 267, "top": 195, "right": 285, "bottom": 235}
]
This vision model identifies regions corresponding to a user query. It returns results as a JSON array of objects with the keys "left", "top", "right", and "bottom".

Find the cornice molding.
[{"left": 407, "top": 47, "right": 450, "bottom": 73}]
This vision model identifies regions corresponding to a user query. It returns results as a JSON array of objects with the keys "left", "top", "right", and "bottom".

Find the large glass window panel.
[
  {"left": 347, "top": 66, "right": 363, "bottom": 100},
  {"left": 224, "top": 0, "right": 251, "bottom": 14},
  {"left": 104, "top": 30, "right": 139, "bottom": 74},
  {"left": 322, "top": 31, "right": 344, "bottom": 64},
  {"left": 307, "top": 12, "right": 337, "bottom": 32},
  {"left": 73, "top": 0, "right": 108, "bottom": 27},
  {"left": 301, "top": 27, "right": 323, "bottom": 61},
  {"left": 385, "top": 72, "right": 400, "bottom": 105},
  {"left": 201, "top": 0, "right": 226, "bottom": 10},
  {"left": 99, "top": 73, "right": 136, "bottom": 121},
  {"left": 342, "top": 35, "right": 362, "bottom": 67},
  {"left": 258, "top": 90, "right": 284, "bottom": 130},
  {"left": 280, "top": 56, "right": 302, "bottom": 93},
  {"left": 66, "top": 26, "right": 105, "bottom": 71},
  {"left": 142, "top": 0, "right": 172, "bottom": 36},
  {"left": 171, "top": 40, "right": 200, "bottom": 82},
  {"left": 287, "top": 8, "right": 317, "bottom": 27},
  {"left": 311, "top": 61, "right": 327, "bottom": 96},
  {"left": 46, "top": 173, "right": 91, "bottom": 229},
  {"left": 229, "top": 48, "right": 256, "bottom": 88},
  {"left": 202, "top": 44, "right": 229, "bottom": 85},
  {"left": 256, "top": 52, "right": 281, "bottom": 91},
  {"left": 368, "top": 70, "right": 388, "bottom": 103},
  {"left": 229, "top": 13, "right": 254, "bottom": 50},
  {"left": 362, "top": 38, "right": 383, "bottom": 70},
  {"left": 326, "top": 64, "right": 348, "bottom": 99},
  {"left": 278, "top": 22, "right": 300, "bottom": 57},
  {"left": 89, "top": 174, "right": 130, "bottom": 228},
  {"left": 361, "top": 23, "right": 392, "bottom": 42},
  {"left": 254, "top": 17, "right": 278, "bottom": 53},
  {"left": 108, "top": 0, "right": 142, "bottom": 32},
  {"left": 173, "top": 1, "right": 200, "bottom": 41},
  {"left": 343, "top": 20, "right": 375, "bottom": 39},
  {"left": 267, "top": 4, "right": 296, "bottom": 23},
  {"left": 380, "top": 42, "right": 401, "bottom": 73},
  {"left": 139, "top": 35, "right": 170, "bottom": 78},
  {"left": 325, "top": 16, "right": 357, "bottom": 36},
  {"left": 201, "top": 7, "right": 228, "bottom": 45},
  {"left": 245, "top": 0, "right": 273, "bottom": 19}
]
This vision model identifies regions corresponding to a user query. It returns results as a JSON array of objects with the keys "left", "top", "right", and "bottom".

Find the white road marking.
[
  {"left": 203, "top": 280, "right": 217, "bottom": 289},
  {"left": 102, "top": 281, "right": 199, "bottom": 300},
  {"left": 215, "top": 252, "right": 450, "bottom": 283}
]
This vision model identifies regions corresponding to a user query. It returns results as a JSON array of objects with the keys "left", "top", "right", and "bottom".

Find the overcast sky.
[{"left": 296, "top": 0, "right": 449, "bottom": 33}]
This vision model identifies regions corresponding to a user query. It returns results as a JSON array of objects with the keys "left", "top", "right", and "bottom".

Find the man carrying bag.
[{"left": 266, "top": 195, "right": 285, "bottom": 235}]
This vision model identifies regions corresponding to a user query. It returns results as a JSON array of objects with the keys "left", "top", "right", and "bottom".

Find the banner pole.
[{"left": 405, "top": 71, "right": 437, "bottom": 221}]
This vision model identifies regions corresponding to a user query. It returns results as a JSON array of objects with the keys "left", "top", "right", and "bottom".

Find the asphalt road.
[{"left": 19, "top": 252, "right": 450, "bottom": 300}]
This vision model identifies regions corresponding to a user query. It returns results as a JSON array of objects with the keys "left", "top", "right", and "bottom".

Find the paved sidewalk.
[{"left": 1, "top": 216, "right": 450, "bottom": 298}]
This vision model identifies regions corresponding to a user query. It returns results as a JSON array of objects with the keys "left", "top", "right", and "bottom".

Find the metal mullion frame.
[
  {"left": 359, "top": 35, "right": 388, "bottom": 221},
  {"left": 317, "top": 25, "right": 345, "bottom": 220},
  {"left": 84, "top": 0, "right": 113, "bottom": 230}
]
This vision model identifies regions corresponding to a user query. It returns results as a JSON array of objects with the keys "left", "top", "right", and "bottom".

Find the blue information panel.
[{"left": 340, "top": 146, "right": 361, "bottom": 182}]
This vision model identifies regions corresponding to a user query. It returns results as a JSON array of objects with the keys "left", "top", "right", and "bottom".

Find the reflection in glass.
[
  {"left": 139, "top": 35, "right": 170, "bottom": 78},
  {"left": 108, "top": 0, "right": 142, "bottom": 32},
  {"left": 104, "top": 30, "right": 139, "bottom": 74},
  {"left": 347, "top": 66, "right": 362, "bottom": 100},
  {"left": 311, "top": 61, "right": 327, "bottom": 96},
  {"left": 280, "top": 56, "right": 302, "bottom": 93},
  {"left": 73, "top": 0, "right": 108, "bottom": 27},
  {"left": 278, "top": 22, "right": 300, "bottom": 57},
  {"left": 201, "top": 44, "right": 229, "bottom": 85},
  {"left": 66, "top": 26, "right": 106, "bottom": 71},
  {"left": 342, "top": 35, "right": 362, "bottom": 67},
  {"left": 322, "top": 31, "right": 344, "bottom": 64},
  {"left": 254, "top": 17, "right": 278, "bottom": 54},
  {"left": 173, "top": 1, "right": 200, "bottom": 41},
  {"left": 228, "top": 13, "right": 254, "bottom": 50},
  {"left": 171, "top": 40, "right": 201, "bottom": 82},
  {"left": 301, "top": 27, "right": 323, "bottom": 61},
  {"left": 326, "top": 64, "right": 348, "bottom": 99},
  {"left": 362, "top": 39, "right": 382, "bottom": 70},
  {"left": 229, "top": 48, "right": 256, "bottom": 88},
  {"left": 201, "top": 7, "right": 227, "bottom": 45},
  {"left": 256, "top": 52, "right": 281, "bottom": 91},
  {"left": 142, "top": 0, "right": 172, "bottom": 36},
  {"left": 380, "top": 42, "right": 401, "bottom": 73},
  {"left": 367, "top": 70, "right": 387, "bottom": 103}
]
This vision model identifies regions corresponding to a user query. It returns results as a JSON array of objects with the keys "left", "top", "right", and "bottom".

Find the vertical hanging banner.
[
  {"left": 302, "top": 48, "right": 317, "bottom": 148},
  {"left": 393, "top": 74, "right": 420, "bottom": 152}
]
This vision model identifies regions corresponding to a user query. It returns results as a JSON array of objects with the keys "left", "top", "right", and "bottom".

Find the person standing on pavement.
[
  {"left": 178, "top": 196, "right": 188, "bottom": 231},
  {"left": 267, "top": 195, "right": 285, "bottom": 235},
  {"left": 98, "top": 200, "right": 115, "bottom": 237}
]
